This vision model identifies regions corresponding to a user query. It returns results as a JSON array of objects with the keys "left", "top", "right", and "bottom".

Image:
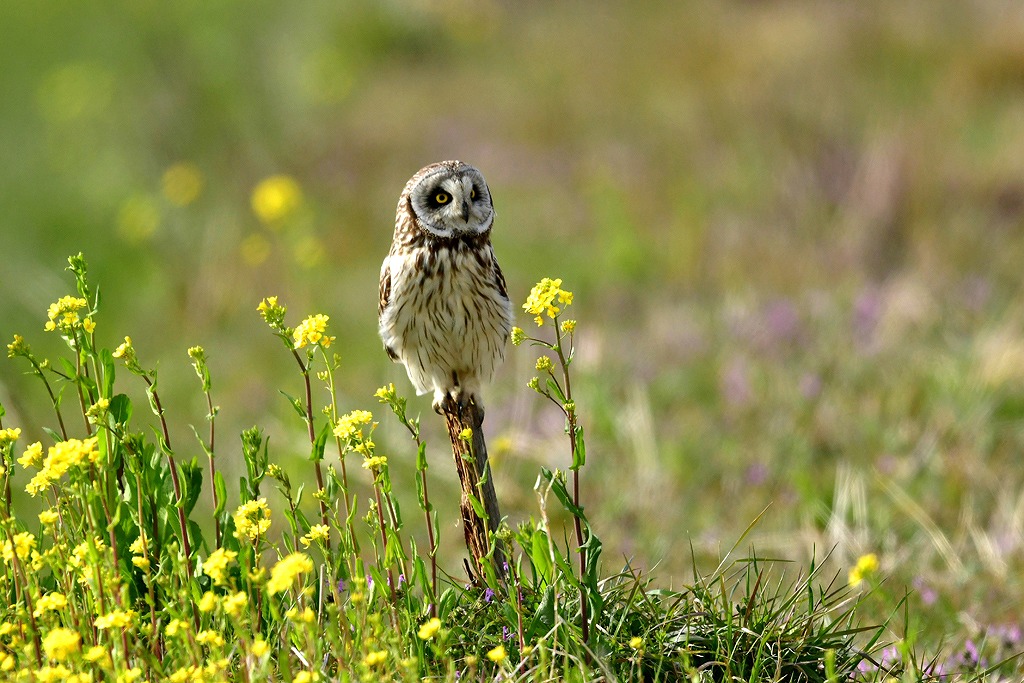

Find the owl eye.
[
  {"left": 470, "top": 188, "right": 477, "bottom": 200},
  {"left": 434, "top": 192, "right": 450, "bottom": 204}
]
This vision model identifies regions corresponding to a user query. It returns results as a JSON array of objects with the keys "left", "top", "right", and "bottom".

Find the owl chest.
[{"left": 388, "top": 246, "right": 501, "bottom": 341}]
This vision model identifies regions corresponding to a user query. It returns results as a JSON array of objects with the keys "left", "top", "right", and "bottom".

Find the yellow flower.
[
  {"left": 38, "top": 509, "right": 59, "bottom": 526},
  {"left": 117, "top": 668, "right": 142, "bottom": 683},
  {"left": 196, "top": 630, "right": 224, "bottom": 647},
  {"left": 848, "top": 553, "right": 880, "bottom": 588},
  {"left": 375, "top": 383, "right": 396, "bottom": 402},
  {"left": 2, "top": 532, "right": 36, "bottom": 563},
  {"left": 111, "top": 336, "right": 133, "bottom": 359},
  {"left": 232, "top": 498, "right": 272, "bottom": 542},
  {"left": 293, "top": 313, "right": 335, "bottom": 349},
  {"left": 629, "top": 636, "right": 644, "bottom": 650},
  {"left": 18, "top": 442, "right": 43, "bottom": 469},
  {"left": 34, "top": 665, "right": 72, "bottom": 682},
  {"left": 363, "top": 650, "right": 388, "bottom": 666},
  {"left": 361, "top": 455, "right": 388, "bottom": 470},
  {"left": 44, "top": 296, "right": 88, "bottom": 333},
  {"left": 222, "top": 591, "right": 248, "bottom": 617},
  {"left": 162, "top": 162, "right": 204, "bottom": 206},
  {"left": 94, "top": 609, "right": 135, "bottom": 630},
  {"left": 202, "top": 547, "right": 238, "bottom": 586},
  {"left": 0, "top": 428, "right": 21, "bottom": 446},
  {"left": 42, "top": 628, "right": 80, "bottom": 661},
  {"left": 129, "top": 535, "right": 146, "bottom": 555},
  {"left": 522, "top": 277, "right": 573, "bottom": 326},
  {"left": 535, "top": 356, "right": 553, "bottom": 372},
  {"left": 131, "top": 556, "right": 150, "bottom": 572},
  {"left": 459, "top": 428, "right": 473, "bottom": 441},
  {"left": 34, "top": 592, "right": 68, "bottom": 617},
  {"left": 82, "top": 317, "right": 96, "bottom": 334},
  {"left": 256, "top": 296, "right": 288, "bottom": 331},
  {"left": 252, "top": 174, "right": 302, "bottom": 224},
  {"left": 267, "top": 552, "right": 313, "bottom": 595},
  {"left": 164, "top": 619, "right": 189, "bottom": 637},
  {"left": 83, "top": 646, "right": 109, "bottom": 665},
  {"left": 334, "top": 410, "right": 373, "bottom": 440},
  {"left": 418, "top": 617, "right": 441, "bottom": 640},
  {"left": 510, "top": 326, "right": 526, "bottom": 346},
  {"left": 25, "top": 437, "right": 101, "bottom": 496},
  {"left": 285, "top": 606, "right": 315, "bottom": 623},
  {"left": 300, "top": 524, "right": 330, "bottom": 548},
  {"left": 486, "top": 644, "right": 507, "bottom": 663},
  {"left": 198, "top": 591, "right": 217, "bottom": 613},
  {"left": 250, "top": 638, "right": 269, "bottom": 658},
  {"left": 294, "top": 672, "right": 320, "bottom": 683}
]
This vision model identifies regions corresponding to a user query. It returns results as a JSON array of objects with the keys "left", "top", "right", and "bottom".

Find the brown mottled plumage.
[{"left": 379, "top": 161, "right": 513, "bottom": 412}]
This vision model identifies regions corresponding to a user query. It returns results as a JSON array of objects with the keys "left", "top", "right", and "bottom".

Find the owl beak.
[{"left": 459, "top": 199, "right": 470, "bottom": 222}]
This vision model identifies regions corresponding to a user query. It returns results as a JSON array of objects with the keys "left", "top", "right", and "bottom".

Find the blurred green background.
[{"left": 3, "top": 1, "right": 1024, "bottom": 644}]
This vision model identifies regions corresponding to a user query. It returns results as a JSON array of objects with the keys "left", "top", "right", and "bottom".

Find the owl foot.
[{"left": 432, "top": 389, "right": 484, "bottom": 422}]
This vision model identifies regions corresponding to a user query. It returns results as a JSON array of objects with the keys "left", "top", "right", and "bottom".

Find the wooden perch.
[{"left": 439, "top": 398, "right": 505, "bottom": 582}]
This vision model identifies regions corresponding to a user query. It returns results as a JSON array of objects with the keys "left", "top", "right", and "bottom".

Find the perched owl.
[{"left": 379, "top": 160, "right": 514, "bottom": 414}]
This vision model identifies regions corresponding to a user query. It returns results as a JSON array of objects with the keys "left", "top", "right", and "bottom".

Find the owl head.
[{"left": 404, "top": 160, "right": 493, "bottom": 239}]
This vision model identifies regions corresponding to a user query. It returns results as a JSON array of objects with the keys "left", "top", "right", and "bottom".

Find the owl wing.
[
  {"left": 492, "top": 252, "right": 509, "bottom": 301},
  {"left": 378, "top": 257, "right": 391, "bottom": 317},
  {"left": 378, "top": 257, "right": 400, "bottom": 361}
]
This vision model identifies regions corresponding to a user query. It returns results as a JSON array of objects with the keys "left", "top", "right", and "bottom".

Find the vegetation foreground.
[{"left": 0, "top": 255, "right": 1019, "bottom": 681}]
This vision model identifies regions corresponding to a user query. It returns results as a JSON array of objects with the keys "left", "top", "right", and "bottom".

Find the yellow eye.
[
  {"left": 435, "top": 192, "right": 450, "bottom": 204},
  {"left": 471, "top": 188, "right": 477, "bottom": 199}
]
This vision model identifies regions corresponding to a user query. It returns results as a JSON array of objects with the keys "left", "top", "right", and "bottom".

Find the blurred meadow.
[{"left": 3, "top": 0, "right": 1024, "bottom": 661}]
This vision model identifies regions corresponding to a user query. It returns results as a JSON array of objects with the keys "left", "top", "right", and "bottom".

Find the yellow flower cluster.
[
  {"left": 251, "top": 174, "right": 302, "bottom": 224},
  {"left": 487, "top": 644, "right": 507, "bottom": 663},
  {"left": 522, "top": 277, "right": 573, "bottom": 326},
  {"left": 202, "top": 547, "right": 238, "bottom": 586},
  {"left": 299, "top": 524, "right": 330, "bottom": 548},
  {"left": 233, "top": 499, "right": 272, "bottom": 542},
  {"left": 510, "top": 327, "right": 526, "bottom": 346},
  {"left": 44, "top": 295, "right": 90, "bottom": 334},
  {"left": 34, "top": 592, "right": 68, "bottom": 617},
  {"left": 293, "top": 314, "right": 335, "bottom": 349},
  {"left": 2, "top": 532, "right": 36, "bottom": 564},
  {"left": 222, "top": 591, "right": 248, "bottom": 617},
  {"left": 334, "top": 410, "right": 373, "bottom": 441},
  {"left": 94, "top": 609, "right": 136, "bottom": 630},
  {"left": 361, "top": 455, "right": 388, "bottom": 471},
  {"left": 0, "top": 427, "right": 20, "bottom": 446},
  {"left": 129, "top": 535, "right": 149, "bottom": 572},
  {"left": 535, "top": 356, "right": 553, "bottom": 372},
  {"left": 25, "top": 437, "right": 101, "bottom": 496},
  {"left": 418, "top": 617, "right": 441, "bottom": 640},
  {"left": 266, "top": 552, "right": 313, "bottom": 595},
  {"left": 257, "top": 296, "right": 288, "bottom": 331},
  {"left": 848, "top": 553, "right": 880, "bottom": 588},
  {"left": 363, "top": 650, "right": 388, "bottom": 666},
  {"left": 6, "top": 334, "right": 28, "bottom": 358},
  {"left": 42, "top": 628, "right": 80, "bottom": 661}
]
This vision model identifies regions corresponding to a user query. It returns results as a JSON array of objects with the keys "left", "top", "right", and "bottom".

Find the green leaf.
[
  {"left": 278, "top": 390, "right": 307, "bottom": 421},
  {"left": 213, "top": 472, "right": 227, "bottom": 516},
  {"left": 530, "top": 529, "right": 553, "bottom": 584},
  {"left": 100, "top": 349, "right": 115, "bottom": 398},
  {"left": 109, "top": 394, "right": 132, "bottom": 425},
  {"left": 546, "top": 377, "right": 566, "bottom": 402},
  {"left": 571, "top": 424, "right": 586, "bottom": 470},
  {"left": 42, "top": 427, "right": 63, "bottom": 443},
  {"left": 467, "top": 491, "right": 486, "bottom": 520},
  {"left": 416, "top": 442, "right": 428, "bottom": 472},
  {"left": 540, "top": 467, "right": 585, "bottom": 520},
  {"left": 309, "top": 420, "right": 329, "bottom": 462},
  {"left": 526, "top": 586, "right": 556, "bottom": 640}
]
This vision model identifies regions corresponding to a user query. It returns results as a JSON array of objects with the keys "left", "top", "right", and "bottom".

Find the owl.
[{"left": 379, "top": 160, "right": 514, "bottom": 414}]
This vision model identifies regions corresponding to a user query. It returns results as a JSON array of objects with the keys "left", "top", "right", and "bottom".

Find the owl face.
[{"left": 408, "top": 162, "right": 493, "bottom": 239}]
